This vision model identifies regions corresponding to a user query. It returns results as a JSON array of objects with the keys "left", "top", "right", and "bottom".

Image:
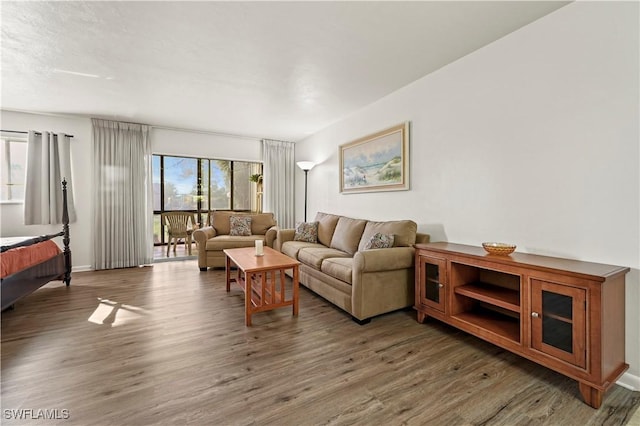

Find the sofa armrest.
[
  {"left": 351, "top": 247, "right": 416, "bottom": 321},
  {"left": 265, "top": 226, "right": 278, "bottom": 248},
  {"left": 193, "top": 227, "right": 217, "bottom": 270},
  {"left": 353, "top": 247, "right": 415, "bottom": 273},
  {"left": 193, "top": 226, "right": 217, "bottom": 243},
  {"left": 275, "top": 228, "right": 295, "bottom": 252},
  {"left": 416, "top": 233, "right": 430, "bottom": 244}
]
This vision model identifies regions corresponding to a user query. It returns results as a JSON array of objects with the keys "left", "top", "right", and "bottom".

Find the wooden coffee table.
[{"left": 223, "top": 246, "right": 300, "bottom": 326}]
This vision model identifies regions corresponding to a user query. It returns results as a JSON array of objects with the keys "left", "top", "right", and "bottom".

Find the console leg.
[
  {"left": 579, "top": 382, "right": 603, "bottom": 409},
  {"left": 417, "top": 311, "right": 427, "bottom": 323}
]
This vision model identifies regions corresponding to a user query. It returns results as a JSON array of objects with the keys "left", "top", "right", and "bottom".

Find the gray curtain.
[
  {"left": 92, "top": 119, "right": 153, "bottom": 270},
  {"left": 24, "top": 131, "right": 77, "bottom": 225},
  {"left": 262, "top": 139, "right": 295, "bottom": 228}
]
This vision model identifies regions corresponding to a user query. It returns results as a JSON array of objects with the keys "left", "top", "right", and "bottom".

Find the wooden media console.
[{"left": 414, "top": 242, "right": 629, "bottom": 409}]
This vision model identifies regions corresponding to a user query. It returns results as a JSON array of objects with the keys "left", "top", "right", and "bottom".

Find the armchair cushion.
[
  {"left": 205, "top": 235, "right": 265, "bottom": 251},
  {"left": 249, "top": 213, "right": 278, "bottom": 235},
  {"left": 211, "top": 211, "right": 233, "bottom": 235}
]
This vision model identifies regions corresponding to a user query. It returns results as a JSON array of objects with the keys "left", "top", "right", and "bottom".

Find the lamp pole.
[
  {"left": 303, "top": 169, "right": 309, "bottom": 222},
  {"left": 296, "top": 161, "right": 316, "bottom": 222}
]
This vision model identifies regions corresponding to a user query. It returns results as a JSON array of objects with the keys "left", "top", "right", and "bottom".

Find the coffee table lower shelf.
[{"left": 224, "top": 247, "right": 300, "bottom": 326}]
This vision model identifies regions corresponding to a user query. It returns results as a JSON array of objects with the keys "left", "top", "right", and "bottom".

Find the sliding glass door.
[{"left": 152, "top": 155, "right": 261, "bottom": 246}]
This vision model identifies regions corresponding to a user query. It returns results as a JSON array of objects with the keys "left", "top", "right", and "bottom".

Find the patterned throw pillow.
[
  {"left": 229, "top": 216, "right": 252, "bottom": 236},
  {"left": 294, "top": 221, "right": 319, "bottom": 243},
  {"left": 364, "top": 232, "right": 394, "bottom": 250}
]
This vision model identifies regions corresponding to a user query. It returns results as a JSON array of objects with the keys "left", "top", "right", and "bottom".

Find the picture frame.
[{"left": 339, "top": 122, "right": 409, "bottom": 194}]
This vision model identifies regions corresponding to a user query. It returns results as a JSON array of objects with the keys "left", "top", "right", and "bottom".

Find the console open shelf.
[
  {"left": 454, "top": 282, "right": 520, "bottom": 313},
  {"left": 453, "top": 308, "right": 520, "bottom": 343}
]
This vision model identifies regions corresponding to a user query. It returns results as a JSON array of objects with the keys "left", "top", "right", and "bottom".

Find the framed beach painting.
[{"left": 339, "top": 122, "right": 409, "bottom": 194}]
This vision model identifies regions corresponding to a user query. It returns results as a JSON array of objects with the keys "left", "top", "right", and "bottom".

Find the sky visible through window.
[{"left": 152, "top": 155, "right": 255, "bottom": 212}]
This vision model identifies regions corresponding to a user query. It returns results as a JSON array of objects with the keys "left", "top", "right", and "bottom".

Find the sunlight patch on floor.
[{"left": 88, "top": 298, "right": 148, "bottom": 327}]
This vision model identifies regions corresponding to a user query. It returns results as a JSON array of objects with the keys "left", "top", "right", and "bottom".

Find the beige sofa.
[
  {"left": 193, "top": 211, "right": 277, "bottom": 270},
  {"left": 275, "top": 212, "right": 429, "bottom": 324}
]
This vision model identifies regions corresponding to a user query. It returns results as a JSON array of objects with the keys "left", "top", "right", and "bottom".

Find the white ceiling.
[{"left": 1, "top": 1, "right": 569, "bottom": 141}]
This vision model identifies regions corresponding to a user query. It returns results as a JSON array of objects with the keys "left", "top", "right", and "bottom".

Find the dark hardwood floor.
[{"left": 2, "top": 260, "right": 639, "bottom": 425}]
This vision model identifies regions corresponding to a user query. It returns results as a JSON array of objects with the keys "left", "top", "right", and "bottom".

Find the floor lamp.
[{"left": 296, "top": 161, "right": 315, "bottom": 222}]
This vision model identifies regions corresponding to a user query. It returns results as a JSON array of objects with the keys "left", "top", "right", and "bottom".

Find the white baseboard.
[
  {"left": 71, "top": 265, "right": 92, "bottom": 273},
  {"left": 617, "top": 372, "right": 640, "bottom": 391}
]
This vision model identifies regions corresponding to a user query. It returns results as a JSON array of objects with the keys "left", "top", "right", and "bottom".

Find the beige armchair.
[
  {"left": 161, "top": 212, "right": 197, "bottom": 256},
  {"left": 193, "top": 211, "right": 277, "bottom": 270}
]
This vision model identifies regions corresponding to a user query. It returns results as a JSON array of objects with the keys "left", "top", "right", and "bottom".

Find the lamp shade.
[{"left": 297, "top": 161, "right": 315, "bottom": 171}]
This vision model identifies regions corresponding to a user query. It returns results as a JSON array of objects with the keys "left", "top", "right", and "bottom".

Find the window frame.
[{"left": 0, "top": 135, "right": 28, "bottom": 204}]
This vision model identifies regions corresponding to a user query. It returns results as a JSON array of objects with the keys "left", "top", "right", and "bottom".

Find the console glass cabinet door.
[
  {"left": 530, "top": 279, "right": 586, "bottom": 369},
  {"left": 418, "top": 256, "right": 447, "bottom": 313}
]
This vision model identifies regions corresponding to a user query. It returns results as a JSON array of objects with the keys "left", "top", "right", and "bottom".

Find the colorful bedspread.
[{"left": 1, "top": 239, "right": 61, "bottom": 279}]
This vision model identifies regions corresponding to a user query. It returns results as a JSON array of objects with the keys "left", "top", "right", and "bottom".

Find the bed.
[{"left": 1, "top": 180, "right": 72, "bottom": 311}]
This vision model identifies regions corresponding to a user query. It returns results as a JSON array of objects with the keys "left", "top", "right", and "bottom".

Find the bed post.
[{"left": 62, "top": 179, "right": 72, "bottom": 286}]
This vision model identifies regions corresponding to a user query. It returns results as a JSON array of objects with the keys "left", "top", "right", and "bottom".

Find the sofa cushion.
[
  {"left": 364, "top": 232, "right": 395, "bottom": 250},
  {"left": 330, "top": 217, "right": 367, "bottom": 255},
  {"left": 281, "top": 240, "right": 324, "bottom": 260},
  {"left": 294, "top": 221, "right": 318, "bottom": 243},
  {"left": 211, "top": 211, "right": 236, "bottom": 235},
  {"left": 298, "top": 247, "right": 351, "bottom": 270},
  {"left": 205, "top": 235, "right": 264, "bottom": 251},
  {"left": 249, "top": 213, "right": 277, "bottom": 235},
  {"left": 315, "top": 212, "right": 341, "bottom": 247},
  {"left": 229, "top": 216, "right": 252, "bottom": 236},
  {"left": 321, "top": 257, "right": 353, "bottom": 284},
  {"left": 357, "top": 220, "right": 417, "bottom": 252}
]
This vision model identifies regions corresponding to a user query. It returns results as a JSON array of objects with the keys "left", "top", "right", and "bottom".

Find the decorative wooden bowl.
[{"left": 482, "top": 242, "right": 516, "bottom": 255}]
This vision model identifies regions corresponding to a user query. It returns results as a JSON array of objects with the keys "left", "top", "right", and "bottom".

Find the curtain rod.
[{"left": 1, "top": 130, "right": 74, "bottom": 138}]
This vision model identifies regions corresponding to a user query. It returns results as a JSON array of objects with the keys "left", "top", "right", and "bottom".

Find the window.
[
  {"left": 162, "top": 156, "right": 199, "bottom": 210},
  {"left": 152, "top": 154, "right": 262, "bottom": 245},
  {"left": 0, "top": 137, "right": 27, "bottom": 202}
]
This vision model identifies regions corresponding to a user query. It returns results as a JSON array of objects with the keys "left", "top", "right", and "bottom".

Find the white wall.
[
  {"left": 296, "top": 2, "right": 640, "bottom": 386},
  {"left": 0, "top": 111, "right": 263, "bottom": 270},
  {"left": 151, "top": 128, "right": 261, "bottom": 162}
]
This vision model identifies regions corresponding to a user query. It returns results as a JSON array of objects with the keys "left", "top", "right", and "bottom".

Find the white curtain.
[
  {"left": 24, "top": 131, "right": 77, "bottom": 225},
  {"left": 92, "top": 119, "right": 153, "bottom": 270},
  {"left": 262, "top": 139, "right": 295, "bottom": 228}
]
